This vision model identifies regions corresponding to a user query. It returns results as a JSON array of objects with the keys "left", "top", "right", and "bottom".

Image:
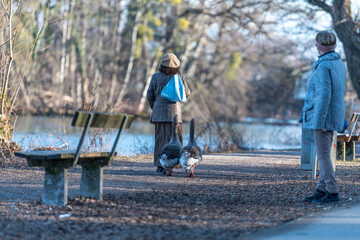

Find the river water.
[{"left": 12, "top": 116, "right": 302, "bottom": 156}]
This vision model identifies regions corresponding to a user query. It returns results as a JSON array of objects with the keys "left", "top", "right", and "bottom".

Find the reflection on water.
[
  {"left": 12, "top": 116, "right": 155, "bottom": 156},
  {"left": 12, "top": 116, "right": 302, "bottom": 156}
]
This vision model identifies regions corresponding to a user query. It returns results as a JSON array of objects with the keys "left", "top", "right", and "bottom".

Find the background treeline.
[{"left": 1, "top": 0, "right": 359, "bottom": 125}]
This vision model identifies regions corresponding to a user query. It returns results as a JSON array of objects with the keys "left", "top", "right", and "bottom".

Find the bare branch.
[{"left": 307, "top": 0, "right": 333, "bottom": 14}]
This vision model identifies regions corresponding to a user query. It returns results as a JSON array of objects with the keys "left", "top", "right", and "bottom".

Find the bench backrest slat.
[
  {"left": 345, "top": 112, "right": 360, "bottom": 142},
  {"left": 350, "top": 112, "right": 360, "bottom": 122},
  {"left": 124, "top": 115, "right": 134, "bottom": 129},
  {"left": 72, "top": 112, "right": 127, "bottom": 128}
]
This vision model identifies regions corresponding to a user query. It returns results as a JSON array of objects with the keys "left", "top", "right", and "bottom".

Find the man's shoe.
[
  {"left": 303, "top": 189, "right": 326, "bottom": 202},
  {"left": 312, "top": 192, "right": 340, "bottom": 203}
]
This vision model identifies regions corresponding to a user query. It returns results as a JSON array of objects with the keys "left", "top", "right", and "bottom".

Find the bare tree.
[
  {"left": 0, "top": 0, "right": 25, "bottom": 144},
  {"left": 108, "top": 1, "right": 124, "bottom": 104},
  {"left": 306, "top": 0, "right": 360, "bottom": 99},
  {"left": 0, "top": 0, "right": 46, "bottom": 145},
  {"left": 116, "top": 5, "right": 143, "bottom": 108}
]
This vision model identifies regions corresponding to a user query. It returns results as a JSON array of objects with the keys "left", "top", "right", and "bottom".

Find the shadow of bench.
[{"left": 15, "top": 111, "right": 133, "bottom": 206}]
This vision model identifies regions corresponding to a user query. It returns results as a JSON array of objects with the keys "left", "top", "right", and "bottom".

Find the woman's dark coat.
[{"left": 147, "top": 72, "right": 190, "bottom": 123}]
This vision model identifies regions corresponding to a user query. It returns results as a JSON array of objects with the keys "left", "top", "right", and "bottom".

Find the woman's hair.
[
  {"left": 159, "top": 65, "right": 180, "bottom": 76},
  {"left": 316, "top": 31, "right": 336, "bottom": 46}
]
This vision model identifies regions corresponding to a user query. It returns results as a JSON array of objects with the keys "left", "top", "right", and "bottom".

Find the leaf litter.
[{"left": 0, "top": 150, "right": 359, "bottom": 239}]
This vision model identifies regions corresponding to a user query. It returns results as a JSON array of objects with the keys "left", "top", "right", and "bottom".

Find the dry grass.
[{"left": 0, "top": 150, "right": 359, "bottom": 239}]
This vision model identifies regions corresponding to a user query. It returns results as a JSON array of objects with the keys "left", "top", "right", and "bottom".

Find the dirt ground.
[{"left": 0, "top": 150, "right": 359, "bottom": 240}]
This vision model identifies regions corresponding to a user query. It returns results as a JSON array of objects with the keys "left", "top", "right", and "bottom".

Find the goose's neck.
[
  {"left": 171, "top": 120, "right": 178, "bottom": 141},
  {"left": 189, "top": 119, "right": 195, "bottom": 144},
  {"left": 171, "top": 131, "right": 178, "bottom": 141}
]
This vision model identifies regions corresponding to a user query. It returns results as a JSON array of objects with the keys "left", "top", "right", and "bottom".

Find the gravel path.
[{"left": 0, "top": 150, "right": 359, "bottom": 239}]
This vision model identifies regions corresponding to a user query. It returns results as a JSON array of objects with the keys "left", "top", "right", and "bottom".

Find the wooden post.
[
  {"left": 330, "top": 131, "right": 337, "bottom": 171},
  {"left": 311, "top": 152, "right": 318, "bottom": 180}
]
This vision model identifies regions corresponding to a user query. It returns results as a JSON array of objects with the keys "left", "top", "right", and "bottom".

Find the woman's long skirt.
[{"left": 154, "top": 122, "right": 183, "bottom": 167}]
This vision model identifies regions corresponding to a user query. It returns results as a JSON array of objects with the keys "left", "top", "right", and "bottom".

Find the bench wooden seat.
[
  {"left": 336, "top": 134, "right": 360, "bottom": 142},
  {"left": 16, "top": 150, "right": 112, "bottom": 161},
  {"left": 15, "top": 150, "right": 112, "bottom": 167},
  {"left": 336, "top": 112, "right": 360, "bottom": 161},
  {"left": 15, "top": 111, "right": 133, "bottom": 206}
]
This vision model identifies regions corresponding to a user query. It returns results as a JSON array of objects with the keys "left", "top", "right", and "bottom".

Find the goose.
[
  {"left": 159, "top": 115, "right": 182, "bottom": 176},
  {"left": 180, "top": 118, "right": 202, "bottom": 178}
]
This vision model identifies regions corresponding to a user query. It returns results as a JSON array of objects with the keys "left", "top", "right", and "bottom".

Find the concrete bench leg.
[
  {"left": 43, "top": 167, "right": 68, "bottom": 206},
  {"left": 80, "top": 162, "right": 103, "bottom": 200}
]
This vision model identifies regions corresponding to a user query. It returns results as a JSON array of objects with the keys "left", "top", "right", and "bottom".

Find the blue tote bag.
[{"left": 161, "top": 74, "right": 187, "bottom": 102}]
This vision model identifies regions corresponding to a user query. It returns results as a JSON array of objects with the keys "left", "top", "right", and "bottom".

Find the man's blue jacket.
[{"left": 300, "top": 52, "right": 346, "bottom": 132}]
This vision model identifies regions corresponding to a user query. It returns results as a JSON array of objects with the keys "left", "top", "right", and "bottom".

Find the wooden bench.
[
  {"left": 336, "top": 112, "right": 360, "bottom": 161},
  {"left": 15, "top": 111, "right": 133, "bottom": 206}
]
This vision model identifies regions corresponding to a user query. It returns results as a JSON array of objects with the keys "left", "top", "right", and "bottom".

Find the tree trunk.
[
  {"left": 93, "top": 69, "right": 102, "bottom": 109},
  {"left": 1, "top": 1, "right": 14, "bottom": 116},
  {"left": 108, "top": 1, "right": 123, "bottom": 104},
  {"left": 70, "top": 45, "right": 77, "bottom": 102},
  {"left": 81, "top": 18, "right": 90, "bottom": 103},
  {"left": 58, "top": 0, "right": 68, "bottom": 103},
  {"left": 116, "top": 8, "right": 142, "bottom": 107},
  {"left": 137, "top": 46, "right": 164, "bottom": 113},
  {"left": 136, "top": 3, "right": 154, "bottom": 113},
  {"left": 308, "top": 0, "right": 360, "bottom": 99},
  {"left": 92, "top": 19, "right": 104, "bottom": 110},
  {"left": 332, "top": 0, "right": 360, "bottom": 99},
  {"left": 64, "top": 0, "right": 75, "bottom": 102},
  {"left": 141, "top": 3, "right": 151, "bottom": 72}
]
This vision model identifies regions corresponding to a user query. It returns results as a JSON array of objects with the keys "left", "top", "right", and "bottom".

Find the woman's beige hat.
[{"left": 161, "top": 53, "right": 180, "bottom": 68}]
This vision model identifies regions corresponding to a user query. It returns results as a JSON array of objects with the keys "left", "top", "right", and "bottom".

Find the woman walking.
[
  {"left": 300, "top": 31, "right": 346, "bottom": 203},
  {"left": 147, "top": 53, "right": 191, "bottom": 173}
]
